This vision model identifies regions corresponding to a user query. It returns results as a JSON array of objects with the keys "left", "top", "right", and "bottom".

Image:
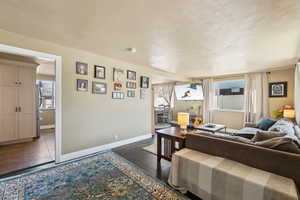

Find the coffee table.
[{"left": 194, "top": 123, "right": 226, "bottom": 133}]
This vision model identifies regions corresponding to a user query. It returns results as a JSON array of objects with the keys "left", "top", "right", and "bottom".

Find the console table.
[{"left": 156, "top": 127, "right": 192, "bottom": 162}]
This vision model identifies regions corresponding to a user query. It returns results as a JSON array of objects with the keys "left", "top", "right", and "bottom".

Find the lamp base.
[{"left": 180, "top": 128, "right": 188, "bottom": 135}]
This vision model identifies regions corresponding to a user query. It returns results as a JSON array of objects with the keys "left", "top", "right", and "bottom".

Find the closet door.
[
  {"left": 18, "top": 67, "right": 36, "bottom": 139},
  {"left": 0, "top": 64, "right": 19, "bottom": 142}
]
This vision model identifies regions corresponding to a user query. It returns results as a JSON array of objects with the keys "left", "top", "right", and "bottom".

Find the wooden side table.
[{"left": 156, "top": 127, "right": 190, "bottom": 162}]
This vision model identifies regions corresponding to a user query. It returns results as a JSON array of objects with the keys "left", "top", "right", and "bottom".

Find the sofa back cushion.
[
  {"left": 268, "top": 118, "right": 300, "bottom": 146},
  {"left": 255, "top": 137, "right": 300, "bottom": 154},
  {"left": 252, "top": 131, "right": 286, "bottom": 142}
]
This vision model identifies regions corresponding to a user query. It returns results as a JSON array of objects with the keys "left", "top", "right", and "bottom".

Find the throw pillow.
[
  {"left": 257, "top": 118, "right": 276, "bottom": 131},
  {"left": 255, "top": 137, "right": 300, "bottom": 154},
  {"left": 294, "top": 125, "right": 300, "bottom": 141},
  {"left": 252, "top": 131, "right": 286, "bottom": 142}
]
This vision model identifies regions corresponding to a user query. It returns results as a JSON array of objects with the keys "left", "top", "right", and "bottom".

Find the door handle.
[
  {"left": 19, "top": 107, "right": 21, "bottom": 112},
  {"left": 15, "top": 107, "right": 18, "bottom": 112}
]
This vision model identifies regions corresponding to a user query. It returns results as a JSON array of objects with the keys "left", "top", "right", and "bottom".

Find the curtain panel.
[
  {"left": 203, "top": 78, "right": 214, "bottom": 124},
  {"left": 244, "top": 72, "right": 269, "bottom": 123},
  {"left": 295, "top": 62, "right": 300, "bottom": 124}
]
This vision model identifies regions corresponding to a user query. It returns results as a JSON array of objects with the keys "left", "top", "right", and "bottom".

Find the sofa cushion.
[
  {"left": 252, "top": 131, "right": 286, "bottom": 142},
  {"left": 257, "top": 118, "right": 276, "bottom": 130},
  {"left": 295, "top": 125, "right": 300, "bottom": 141},
  {"left": 240, "top": 127, "right": 262, "bottom": 133},
  {"left": 268, "top": 118, "right": 300, "bottom": 145},
  {"left": 194, "top": 131, "right": 253, "bottom": 144},
  {"left": 255, "top": 137, "right": 300, "bottom": 154}
]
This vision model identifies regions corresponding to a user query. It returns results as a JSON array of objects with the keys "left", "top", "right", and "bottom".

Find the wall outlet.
[{"left": 114, "top": 135, "right": 119, "bottom": 140}]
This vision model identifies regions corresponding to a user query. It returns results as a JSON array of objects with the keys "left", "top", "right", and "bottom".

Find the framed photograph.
[
  {"left": 127, "top": 70, "right": 136, "bottom": 80},
  {"left": 92, "top": 82, "right": 107, "bottom": 94},
  {"left": 112, "top": 92, "right": 124, "bottom": 99},
  {"left": 127, "top": 90, "right": 135, "bottom": 97},
  {"left": 94, "top": 65, "right": 105, "bottom": 79},
  {"left": 77, "top": 79, "right": 88, "bottom": 92},
  {"left": 113, "top": 68, "right": 124, "bottom": 82},
  {"left": 140, "top": 76, "right": 149, "bottom": 88},
  {"left": 269, "top": 82, "right": 287, "bottom": 97},
  {"left": 126, "top": 81, "right": 136, "bottom": 89},
  {"left": 114, "top": 82, "right": 122, "bottom": 91},
  {"left": 76, "top": 62, "right": 88, "bottom": 75}
]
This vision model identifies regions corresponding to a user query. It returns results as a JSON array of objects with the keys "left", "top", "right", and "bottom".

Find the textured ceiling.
[{"left": 0, "top": 0, "right": 299, "bottom": 78}]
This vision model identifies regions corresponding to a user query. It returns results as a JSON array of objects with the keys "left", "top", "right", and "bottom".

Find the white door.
[
  {"left": 0, "top": 65, "right": 19, "bottom": 142},
  {"left": 18, "top": 67, "right": 36, "bottom": 139}
]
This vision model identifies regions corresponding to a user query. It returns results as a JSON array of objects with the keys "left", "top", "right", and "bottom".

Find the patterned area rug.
[{"left": 0, "top": 151, "right": 187, "bottom": 200}]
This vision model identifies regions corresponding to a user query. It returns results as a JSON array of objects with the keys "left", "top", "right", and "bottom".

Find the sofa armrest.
[
  {"left": 185, "top": 133, "right": 300, "bottom": 189},
  {"left": 244, "top": 122, "right": 258, "bottom": 128}
]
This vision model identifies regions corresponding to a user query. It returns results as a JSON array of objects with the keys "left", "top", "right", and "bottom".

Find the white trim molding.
[
  {"left": 61, "top": 134, "right": 152, "bottom": 162},
  {"left": 40, "top": 124, "right": 55, "bottom": 129},
  {"left": 0, "top": 44, "right": 63, "bottom": 163}
]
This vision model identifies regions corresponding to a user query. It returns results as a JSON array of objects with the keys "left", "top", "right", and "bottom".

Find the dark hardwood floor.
[
  {"left": 0, "top": 135, "right": 201, "bottom": 199},
  {"left": 0, "top": 129, "right": 55, "bottom": 176},
  {"left": 112, "top": 136, "right": 201, "bottom": 200}
]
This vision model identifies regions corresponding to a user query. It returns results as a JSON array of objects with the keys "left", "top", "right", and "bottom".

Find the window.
[
  {"left": 37, "top": 80, "right": 55, "bottom": 109},
  {"left": 214, "top": 79, "right": 245, "bottom": 111},
  {"left": 153, "top": 85, "right": 174, "bottom": 108}
]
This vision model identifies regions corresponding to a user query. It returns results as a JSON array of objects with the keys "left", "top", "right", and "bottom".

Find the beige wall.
[
  {"left": 173, "top": 100, "right": 202, "bottom": 120},
  {"left": 0, "top": 29, "right": 164, "bottom": 154},
  {"left": 211, "top": 68, "right": 295, "bottom": 129},
  {"left": 268, "top": 68, "right": 295, "bottom": 118}
]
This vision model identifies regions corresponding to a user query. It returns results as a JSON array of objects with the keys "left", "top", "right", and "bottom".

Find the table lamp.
[
  {"left": 177, "top": 112, "right": 189, "bottom": 133},
  {"left": 283, "top": 109, "right": 295, "bottom": 119}
]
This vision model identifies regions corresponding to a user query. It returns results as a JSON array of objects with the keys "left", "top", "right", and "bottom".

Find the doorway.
[{"left": 0, "top": 45, "right": 62, "bottom": 175}]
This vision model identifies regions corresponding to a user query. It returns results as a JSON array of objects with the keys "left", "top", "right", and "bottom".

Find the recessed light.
[{"left": 125, "top": 48, "right": 137, "bottom": 53}]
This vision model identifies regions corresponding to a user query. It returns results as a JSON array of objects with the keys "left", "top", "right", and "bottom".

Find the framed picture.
[
  {"left": 127, "top": 90, "right": 135, "bottom": 97},
  {"left": 76, "top": 62, "right": 88, "bottom": 75},
  {"left": 92, "top": 82, "right": 107, "bottom": 94},
  {"left": 269, "top": 82, "right": 287, "bottom": 97},
  {"left": 127, "top": 70, "right": 136, "bottom": 80},
  {"left": 140, "top": 76, "right": 149, "bottom": 88},
  {"left": 112, "top": 92, "right": 124, "bottom": 99},
  {"left": 126, "top": 81, "right": 136, "bottom": 89},
  {"left": 94, "top": 65, "right": 105, "bottom": 79},
  {"left": 113, "top": 68, "right": 124, "bottom": 82},
  {"left": 114, "top": 82, "right": 122, "bottom": 91},
  {"left": 77, "top": 79, "right": 88, "bottom": 92}
]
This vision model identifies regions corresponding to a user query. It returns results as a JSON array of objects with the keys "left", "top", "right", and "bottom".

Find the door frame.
[{"left": 0, "top": 44, "right": 63, "bottom": 163}]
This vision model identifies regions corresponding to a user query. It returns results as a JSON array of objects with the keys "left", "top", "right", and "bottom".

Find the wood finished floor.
[
  {"left": 112, "top": 136, "right": 201, "bottom": 200},
  {"left": 0, "top": 129, "right": 55, "bottom": 176}
]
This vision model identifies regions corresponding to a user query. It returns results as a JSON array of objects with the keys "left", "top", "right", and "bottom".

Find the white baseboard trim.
[
  {"left": 40, "top": 124, "right": 55, "bottom": 129},
  {"left": 60, "top": 133, "right": 152, "bottom": 162}
]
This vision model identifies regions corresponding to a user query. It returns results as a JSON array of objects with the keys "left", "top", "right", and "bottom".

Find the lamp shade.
[
  {"left": 283, "top": 109, "right": 295, "bottom": 118},
  {"left": 177, "top": 112, "right": 189, "bottom": 129}
]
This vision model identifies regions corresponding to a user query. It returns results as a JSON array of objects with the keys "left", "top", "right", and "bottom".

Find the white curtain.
[
  {"left": 244, "top": 72, "right": 269, "bottom": 123},
  {"left": 203, "top": 78, "right": 214, "bottom": 124},
  {"left": 295, "top": 62, "right": 300, "bottom": 124}
]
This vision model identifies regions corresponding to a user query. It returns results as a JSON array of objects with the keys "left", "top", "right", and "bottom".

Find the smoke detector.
[{"left": 125, "top": 48, "right": 137, "bottom": 53}]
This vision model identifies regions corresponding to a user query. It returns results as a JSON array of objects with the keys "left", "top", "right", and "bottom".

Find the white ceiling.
[{"left": 0, "top": 0, "right": 299, "bottom": 78}]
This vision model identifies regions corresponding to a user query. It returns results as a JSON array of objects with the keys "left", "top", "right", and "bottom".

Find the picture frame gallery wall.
[{"left": 75, "top": 61, "right": 150, "bottom": 100}]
